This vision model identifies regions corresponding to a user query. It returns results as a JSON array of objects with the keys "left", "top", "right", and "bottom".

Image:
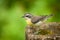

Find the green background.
[{"left": 0, "top": 0, "right": 60, "bottom": 40}]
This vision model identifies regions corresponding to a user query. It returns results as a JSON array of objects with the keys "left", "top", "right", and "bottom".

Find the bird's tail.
[
  {"left": 47, "top": 14, "right": 54, "bottom": 18},
  {"left": 44, "top": 14, "right": 54, "bottom": 22}
]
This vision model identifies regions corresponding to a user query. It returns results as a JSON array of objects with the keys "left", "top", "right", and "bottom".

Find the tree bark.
[{"left": 25, "top": 22, "right": 60, "bottom": 40}]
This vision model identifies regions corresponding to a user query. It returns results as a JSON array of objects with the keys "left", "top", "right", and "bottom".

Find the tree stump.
[{"left": 25, "top": 22, "right": 60, "bottom": 40}]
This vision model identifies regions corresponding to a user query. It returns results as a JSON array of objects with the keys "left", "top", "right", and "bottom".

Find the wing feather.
[{"left": 31, "top": 16, "right": 47, "bottom": 24}]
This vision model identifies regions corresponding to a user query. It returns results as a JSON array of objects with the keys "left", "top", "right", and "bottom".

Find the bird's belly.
[{"left": 35, "top": 21, "right": 43, "bottom": 26}]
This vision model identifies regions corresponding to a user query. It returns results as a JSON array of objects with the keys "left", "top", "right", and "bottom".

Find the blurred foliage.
[{"left": 0, "top": 0, "right": 60, "bottom": 40}]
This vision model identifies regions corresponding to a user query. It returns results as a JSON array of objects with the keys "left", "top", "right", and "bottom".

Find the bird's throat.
[{"left": 26, "top": 19, "right": 33, "bottom": 26}]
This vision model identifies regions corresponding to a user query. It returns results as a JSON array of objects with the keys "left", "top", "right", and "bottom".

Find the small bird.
[{"left": 22, "top": 13, "right": 53, "bottom": 27}]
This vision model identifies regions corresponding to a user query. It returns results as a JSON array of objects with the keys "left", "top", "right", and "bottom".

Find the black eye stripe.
[{"left": 26, "top": 16, "right": 31, "bottom": 18}]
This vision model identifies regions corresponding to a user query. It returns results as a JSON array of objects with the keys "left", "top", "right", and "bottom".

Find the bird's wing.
[
  {"left": 31, "top": 14, "right": 53, "bottom": 24},
  {"left": 31, "top": 16, "right": 47, "bottom": 24}
]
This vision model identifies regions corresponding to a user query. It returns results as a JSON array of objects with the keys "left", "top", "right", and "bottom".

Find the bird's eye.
[
  {"left": 26, "top": 16, "right": 31, "bottom": 18},
  {"left": 26, "top": 16, "right": 29, "bottom": 17}
]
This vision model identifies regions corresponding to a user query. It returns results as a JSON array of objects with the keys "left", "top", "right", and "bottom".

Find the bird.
[{"left": 22, "top": 13, "right": 53, "bottom": 27}]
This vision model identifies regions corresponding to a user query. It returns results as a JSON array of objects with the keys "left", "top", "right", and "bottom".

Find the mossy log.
[{"left": 25, "top": 22, "right": 60, "bottom": 40}]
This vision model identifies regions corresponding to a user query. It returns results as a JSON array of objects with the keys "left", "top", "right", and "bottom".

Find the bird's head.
[{"left": 22, "top": 13, "right": 33, "bottom": 20}]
